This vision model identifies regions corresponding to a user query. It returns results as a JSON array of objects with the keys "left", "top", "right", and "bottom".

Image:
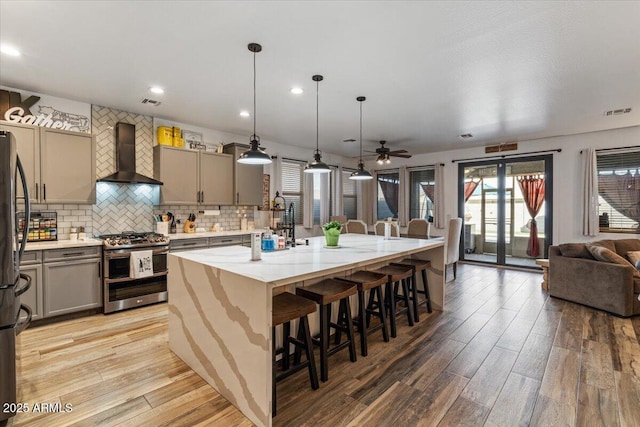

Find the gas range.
[{"left": 99, "top": 232, "right": 170, "bottom": 249}]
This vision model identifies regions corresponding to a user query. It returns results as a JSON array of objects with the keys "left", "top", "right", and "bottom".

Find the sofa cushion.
[
  {"left": 627, "top": 250, "right": 640, "bottom": 266},
  {"left": 586, "top": 245, "right": 640, "bottom": 279},
  {"left": 558, "top": 243, "right": 594, "bottom": 259},
  {"left": 591, "top": 239, "right": 616, "bottom": 253},
  {"left": 614, "top": 239, "right": 640, "bottom": 257}
]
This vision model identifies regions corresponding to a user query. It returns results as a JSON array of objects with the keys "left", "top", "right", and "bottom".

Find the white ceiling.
[{"left": 1, "top": 1, "right": 638, "bottom": 158}]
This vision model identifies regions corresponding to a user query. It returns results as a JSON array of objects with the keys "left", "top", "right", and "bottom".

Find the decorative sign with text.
[{"left": 0, "top": 89, "right": 90, "bottom": 132}]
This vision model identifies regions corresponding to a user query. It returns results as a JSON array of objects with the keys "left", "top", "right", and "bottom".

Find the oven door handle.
[{"left": 105, "top": 247, "right": 169, "bottom": 259}]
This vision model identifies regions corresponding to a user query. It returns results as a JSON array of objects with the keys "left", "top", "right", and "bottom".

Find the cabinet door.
[
  {"left": 235, "top": 157, "right": 264, "bottom": 206},
  {"left": 200, "top": 152, "right": 233, "bottom": 205},
  {"left": 40, "top": 128, "right": 96, "bottom": 204},
  {"left": 0, "top": 122, "right": 40, "bottom": 203},
  {"left": 18, "top": 264, "right": 43, "bottom": 321},
  {"left": 154, "top": 146, "right": 198, "bottom": 204},
  {"left": 43, "top": 258, "right": 101, "bottom": 317}
]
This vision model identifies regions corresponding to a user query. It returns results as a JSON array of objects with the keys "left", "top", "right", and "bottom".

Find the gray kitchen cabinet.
[
  {"left": 40, "top": 127, "right": 96, "bottom": 204},
  {"left": 0, "top": 122, "right": 40, "bottom": 203},
  {"left": 209, "top": 235, "right": 243, "bottom": 247},
  {"left": 169, "top": 238, "right": 209, "bottom": 252},
  {"left": 223, "top": 143, "right": 263, "bottom": 206},
  {"left": 19, "top": 251, "right": 43, "bottom": 321},
  {"left": 0, "top": 122, "right": 96, "bottom": 204},
  {"left": 43, "top": 253, "right": 101, "bottom": 318},
  {"left": 154, "top": 146, "right": 233, "bottom": 205}
]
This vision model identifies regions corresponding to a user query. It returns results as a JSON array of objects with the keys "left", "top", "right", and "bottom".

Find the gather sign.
[{"left": 1, "top": 89, "right": 76, "bottom": 131}]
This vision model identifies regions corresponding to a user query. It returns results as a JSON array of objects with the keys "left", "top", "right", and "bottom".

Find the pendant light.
[
  {"left": 238, "top": 43, "right": 272, "bottom": 165},
  {"left": 304, "top": 75, "right": 331, "bottom": 174},
  {"left": 350, "top": 96, "right": 373, "bottom": 180}
]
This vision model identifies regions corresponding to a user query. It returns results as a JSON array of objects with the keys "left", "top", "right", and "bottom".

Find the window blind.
[
  {"left": 342, "top": 170, "right": 357, "bottom": 219},
  {"left": 596, "top": 150, "right": 640, "bottom": 232},
  {"left": 282, "top": 160, "right": 303, "bottom": 224}
]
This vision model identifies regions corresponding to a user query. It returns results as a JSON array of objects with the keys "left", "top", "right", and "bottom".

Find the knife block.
[{"left": 184, "top": 220, "right": 196, "bottom": 233}]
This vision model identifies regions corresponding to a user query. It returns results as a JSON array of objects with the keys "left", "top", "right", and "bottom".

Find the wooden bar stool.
[
  {"left": 391, "top": 258, "right": 432, "bottom": 321},
  {"left": 372, "top": 265, "right": 414, "bottom": 338},
  {"left": 296, "top": 279, "right": 358, "bottom": 382},
  {"left": 272, "top": 292, "right": 319, "bottom": 416},
  {"left": 336, "top": 270, "right": 389, "bottom": 356}
]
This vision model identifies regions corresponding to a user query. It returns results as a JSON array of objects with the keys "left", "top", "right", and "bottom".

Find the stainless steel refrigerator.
[{"left": 0, "top": 130, "right": 32, "bottom": 423}]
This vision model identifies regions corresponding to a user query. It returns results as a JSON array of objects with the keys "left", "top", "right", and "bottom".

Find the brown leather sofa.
[{"left": 549, "top": 239, "right": 640, "bottom": 317}]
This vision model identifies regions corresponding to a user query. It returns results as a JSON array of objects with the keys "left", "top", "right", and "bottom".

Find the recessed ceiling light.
[
  {"left": 149, "top": 86, "right": 164, "bottom": 94},
  {"left": 240, "top": 111, "right": 250, "bottom": 117},
  {"left": 459, "top": 133, "right": 473, "bottom": 139},
  {"left": 0, "top": 44, "right": 21, "bottom": 57},
  {"left": 290, "top": 87, "right": 304, "bottom": 95}
]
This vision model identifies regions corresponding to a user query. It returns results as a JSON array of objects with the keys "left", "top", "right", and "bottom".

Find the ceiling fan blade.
[
  {"left": 387, "top": 149, "right": 409, "bottom": 155},
  {"left": 389, "top": 153, "right": 412, "bottom": 158},
  {"left": 363, "top": 149, "right": 378, "bottom": 154}
]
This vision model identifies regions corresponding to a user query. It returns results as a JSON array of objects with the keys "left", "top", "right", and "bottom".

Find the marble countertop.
[
  {"left": 24, "top": 238, "right": 103, "bottom": 251},
  {"left": 171, "top": 233, "right": 444, "bottom": 287}
]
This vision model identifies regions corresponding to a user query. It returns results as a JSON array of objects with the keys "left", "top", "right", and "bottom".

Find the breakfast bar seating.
[
  {"left": 271, "top": 292, "right": 319, "bottom": 416},
  {"left": 296, "top": 278, "right": 358, "bottom": 382},
  {"left": 337, "top": 271, "right": 389, "bottom": 357},
  {"left": 391, "top": 258, "right": 433, "bottom": 321},
  {"left": 372, "top": 264, "right": 414, "bottom": 337}
]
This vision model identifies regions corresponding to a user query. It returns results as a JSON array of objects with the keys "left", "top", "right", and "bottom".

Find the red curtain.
[
  {"left": 517, "top": 175, "right": 545, "bottom": 257},
  {"left": 464, "top": 180, "right": 479, "bottom": 202},
  {"left": 421, "top": 184, "right": 434, "bottom": 203}
]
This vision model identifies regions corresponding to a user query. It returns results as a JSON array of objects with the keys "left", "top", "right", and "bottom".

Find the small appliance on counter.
[{"left": 17, "top": 211, "right": 57, "bottom": 242}]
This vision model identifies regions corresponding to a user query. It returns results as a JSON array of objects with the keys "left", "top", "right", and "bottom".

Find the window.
[
  {"left": 409, "top": 168, "right": 435, "bottom": 221},
  {"left": 282, "top": 160, "right": 304, "bottom": 225},
  {"left": 597, "top": 150, "right": 640, "bottom": 232},
  {"left": 342, "top": 169, "right": 357, "bottom": 219},
  {"left": 377, "top": 171, "right": 399, "bottom": 220}
]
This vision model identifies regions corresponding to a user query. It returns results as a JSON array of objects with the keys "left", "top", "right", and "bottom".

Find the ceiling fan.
[{"left": 363, "top": 141, "right": 412, "bottom": 164}]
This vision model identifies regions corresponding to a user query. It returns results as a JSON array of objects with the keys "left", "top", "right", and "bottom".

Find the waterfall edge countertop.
[
  {"left": 171, "top": 233, "right": 444, "bottom": 287},
  {"left": 168, "top": 234, "right": 445, "bottom": 427}
]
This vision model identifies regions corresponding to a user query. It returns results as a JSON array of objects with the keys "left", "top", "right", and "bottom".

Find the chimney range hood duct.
[{"left": 97, "top": 122, "right": 163, "bottom": 185}]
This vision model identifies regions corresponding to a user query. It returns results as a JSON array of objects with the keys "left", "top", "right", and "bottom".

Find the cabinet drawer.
[
  {"left": 169, "top": 238, "right": 208, "bottom": 252},
  {"left": 44, "top": 246, "right": 101, "bottom": 262},
  {"left": 209, "top": 236, "right": 243, "bottom": 247},
  {"left": 21, "top": 250, "right": 42, "bottom": 265},
  {"left": 43, "top": 258, "right": 102, "bottom": 317}
]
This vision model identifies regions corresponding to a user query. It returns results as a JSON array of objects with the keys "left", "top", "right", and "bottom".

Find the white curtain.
[
  {"left": 582, "top": 148, "right": 599, "bottom": 236},
  {"left": 270, "top": 155, "right": 282, "bottom": 201},
  {"left": 434, "top": 163, "right": 445, "bottom": 229},
  {"left": 357, "top": 172, "right": 375, "bottom": 226},
  {"left": 319, "top": 172, "right": 330, "bottom": 226},
  {"left": 332, "top": 166, "right": 343, "bottom": 216},
  {"left": 303, "top": 172, "right": 314, "bottom": 228},
  {"left": 398, "top": 166, "right": 409, "bottom": 226}
]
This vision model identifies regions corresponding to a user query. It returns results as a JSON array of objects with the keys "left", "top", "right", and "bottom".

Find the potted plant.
[{"left": 322, "top": 220, "right": 342, "bottom": 247}]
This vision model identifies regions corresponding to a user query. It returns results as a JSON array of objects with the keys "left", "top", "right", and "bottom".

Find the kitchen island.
[{"left": 168, "top": 234, "right": 444, "bottom": 427}]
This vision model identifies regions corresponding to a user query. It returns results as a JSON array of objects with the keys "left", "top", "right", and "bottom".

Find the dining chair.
[
  {"left": 406, "top": 218, "right": 430, "bottom": 239},
  {"left": 345, "top": 220, "right": 368, "bottom": 234},
  {"left": 373, "top": 221, "right": 400, "bottom": 237},
  {"left": 445, "top": 218, "right": 463, "bottom": 281}
]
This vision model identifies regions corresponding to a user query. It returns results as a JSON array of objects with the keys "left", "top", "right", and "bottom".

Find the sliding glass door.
[{"left": 459, "top": 155, "right": 552, "bottom": 268}]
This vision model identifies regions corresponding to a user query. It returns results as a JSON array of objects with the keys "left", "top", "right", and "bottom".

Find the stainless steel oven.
[{"left": 103, "top": 245, "right": 168, "bottom": 313}]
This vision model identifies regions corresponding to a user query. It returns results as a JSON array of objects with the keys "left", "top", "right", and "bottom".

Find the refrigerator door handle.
[
  {"left": 16, "top": 155, "right": 30, "bottom": 260},
  {"left": 15, "top": 304, "right": 32, "bottom": 336},
  {"left": 15, "top": 273, "right": 31, "bottom": 297}
]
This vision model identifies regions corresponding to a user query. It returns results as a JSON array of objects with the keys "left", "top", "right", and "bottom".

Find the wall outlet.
[{"left": 199, "top": 210, "right": 221, "bottom": 216}]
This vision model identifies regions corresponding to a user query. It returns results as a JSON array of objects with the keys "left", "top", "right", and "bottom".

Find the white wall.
[{"left": 366, "top": 126, "right": 640, "bottom": 244}]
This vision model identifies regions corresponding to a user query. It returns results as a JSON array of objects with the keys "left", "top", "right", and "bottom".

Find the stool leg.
[
  {"left": 293, "top": 320, "right": 303, "bottom": 365},
  {"left": 334, "top": 301, "right": 343, "bottom": 346},
  {"left": 422, "top": 269, "right": 432, "bottom": 313},
  {"left": 343, "top": 298, "right": 357, "bottom": 363},
  {"left": 411, "top": 271, "right": 420, "bottom": 322},
  {"left": 358, "top": 289, "right": 368, "bottom": 356},
  {"left": 299, "top": 315, "right": 319, "bottom": 390},
  {"left": 282, "top": 321, "right": 290, "bottom": 370},
  {"left": 386, "top": 280, "right": 397, "bottom": 338},
  {"left": 376, "top": 285, "right": 390, "bottom": 342},
  {"left": 272, "top": 326, "right": 277, "bottom": 417},
  {"left": 366, "top": 288, "right": 376, "bottom": 327},
  {"left": 402, "top": 279, "right": 414, "bottom": 326},
  {"left": 319, "top": 304, "right": 330, "bottom": 382}
]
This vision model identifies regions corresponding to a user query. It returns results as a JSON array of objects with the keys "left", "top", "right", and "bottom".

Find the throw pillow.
[
  {"left": 590, "top": 239, "right": 616, "bottom": 253},
  {"left": 559, "top": 243, "right": 594, "bottom": 259},
  {"left": 628, "top": 250, "right": 640, "bottom": 267},
  {"left": 586, "top": 245, "right": 640, "bottom": 278}
]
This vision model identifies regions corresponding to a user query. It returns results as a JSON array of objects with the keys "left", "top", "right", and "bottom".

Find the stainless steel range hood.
[{"left": 97, "top": 122, "right": 163, "bottom": 185}]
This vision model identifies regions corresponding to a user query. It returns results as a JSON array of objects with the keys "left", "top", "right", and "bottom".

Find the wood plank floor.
[{"left": 7, "top": 264, "right": 640, "bottom": 426}]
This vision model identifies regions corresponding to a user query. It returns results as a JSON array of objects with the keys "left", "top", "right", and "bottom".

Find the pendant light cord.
[
  {"left": 253, "top": 50, "right": 257, "bottom": 140},
  {"left": 359, "top": 101, "right": 363, "bottom": 162},
  {"left": 316, "top": 79, "right": 319, "bottom": 153}
]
